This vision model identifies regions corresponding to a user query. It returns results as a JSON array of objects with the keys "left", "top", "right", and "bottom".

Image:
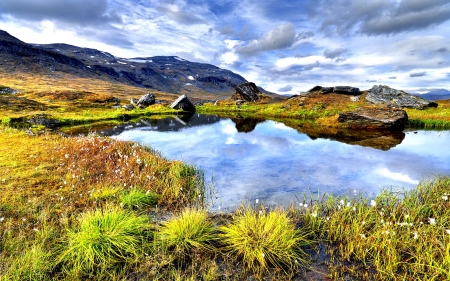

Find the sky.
[{"left": 0, "top": 0, "right": 449, "bottom": 95}]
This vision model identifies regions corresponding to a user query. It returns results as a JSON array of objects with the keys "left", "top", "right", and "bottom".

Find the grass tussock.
[
  {"left": 58, "top": 205, "right": 149, "bottom": 277},
  {"left": 157, "top": 208, "right": 215, "bottom": 256},
  {"left": 219, "top": 207, "right": 309, "bottom": 274}
]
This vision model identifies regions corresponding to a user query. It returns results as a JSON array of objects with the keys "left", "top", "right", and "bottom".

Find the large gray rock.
[
  {"left": 28, "top": 114, "right": 62, "bottom": 128},
  {"left": 231, "top": 82, "right": 260, "bottom": 102},
  {"left": 170, "top": 94, "right": 195, "bottom": 112},
  {"left": 333, "top": 86, "right": 360, "bottom": 95},
  {"left": 366, "top": 85, "right": 438, "bottom": 109},
  {"left": 307, "top": 85, "right": 359, "bottom": 95},
  {"left": 136, "top": 93, "right": 156, "bottom": 107},
  {"left": 338, "top": 106, "right": 408, "bottom": 130}
]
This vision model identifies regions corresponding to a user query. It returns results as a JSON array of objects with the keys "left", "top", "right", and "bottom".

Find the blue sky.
[{"left": 0, "top": 0, "right": 449, "bottom": 95}]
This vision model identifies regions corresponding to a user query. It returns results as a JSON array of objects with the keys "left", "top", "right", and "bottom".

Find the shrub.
[
  {"left": 58, "top": 206, "right": 149, "bottom": 275},
  {"left": 218, "top": 207, "right": 308, "bottom": 273}
]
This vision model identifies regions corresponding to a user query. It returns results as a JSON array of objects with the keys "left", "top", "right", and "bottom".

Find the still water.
[{"left": 97, "top": 114, "right": 450, "bottom": 210}]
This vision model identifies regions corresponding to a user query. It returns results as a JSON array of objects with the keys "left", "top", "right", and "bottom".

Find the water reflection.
[
  {"left": 96, "top": 114, "right": 450, "bottom": 210},
  {"left": 97, "top": 113, "right": 222, "bottom": 136}
]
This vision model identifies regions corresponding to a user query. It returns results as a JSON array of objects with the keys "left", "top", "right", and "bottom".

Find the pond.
[{"left": 95, "top": 114, "right": 450, "bottom": 210}]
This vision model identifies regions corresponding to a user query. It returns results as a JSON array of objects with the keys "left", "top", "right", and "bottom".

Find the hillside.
[{"left": 0, "top": 29, "right": 274, "bottom": 99}]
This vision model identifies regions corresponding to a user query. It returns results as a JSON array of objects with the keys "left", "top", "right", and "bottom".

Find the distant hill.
[
  {"left": 0, "top": 30, "right": 280, "bottom": 99},
  {"left": 413, "top": 89, "right": 450, "bottom": 101}
]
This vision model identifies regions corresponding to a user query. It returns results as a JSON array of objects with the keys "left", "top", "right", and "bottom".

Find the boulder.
[
  {"left": 321, "top": 87, "right": 334, "bottom": 94},
  {"left": 333, "top": 86, "right": 360, "bottom": 95},
  {"left": 308, "top": 85, "right": 322, "bottom": 92},
  {"left": 338, "top": 106, "right": 408, "bottom": 130},
  {"left": 122, "top": 104, "right": 136, "bottom": 110},
  {"left": 231, "top": 82, "right": 260, "bottom": 102},
  {"left": 136, "top": 93, "right": 156, "bottom": 107},
  {"left": 366, "top": 85, "right": 438, "bottom": 109},
  {"left": 0, "top": 86, "right": 18, "bottom": 94},
  {"left": 170, "top": 94, "right": 195, "bottom": 112},
  {"left": 28, "top": 114, "right": 62, "bottom": 128}
]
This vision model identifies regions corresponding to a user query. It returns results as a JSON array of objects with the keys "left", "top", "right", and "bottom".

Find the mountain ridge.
[{"left": 0, "top": 29, "right": 278, "bottom": 99}]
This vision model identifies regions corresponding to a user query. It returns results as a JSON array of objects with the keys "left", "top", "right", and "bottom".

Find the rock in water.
[
  {"left": 231, "top": 82, "right": 261, "bottom": 102},
  {"left": 366, "top": 85, "right": 438, "bottom": 109},
  {"left": 136, "top": 93, "right": 156, "bottom": 107},
  {"left": 170, "top": 94, "right": 195, "bottom": 112},
  {"left": 338, "top": 107, "right": 408, "bottom": 130}
]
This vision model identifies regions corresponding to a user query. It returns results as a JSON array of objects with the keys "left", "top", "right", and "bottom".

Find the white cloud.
[{"left": 375, "top": 168, "right": 419, "bottom": 185}]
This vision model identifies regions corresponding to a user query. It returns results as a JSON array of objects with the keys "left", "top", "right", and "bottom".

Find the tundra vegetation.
[{"left": 1, "top": 74, "right": 450, "bottom": 280}]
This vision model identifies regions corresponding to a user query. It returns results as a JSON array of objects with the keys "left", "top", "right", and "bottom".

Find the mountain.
[
  {"left": 414, "top": 89, "right": 450, "bottom": 101},
  {"left": 1, "top": 30, "right": 274, "bottom": 98}
]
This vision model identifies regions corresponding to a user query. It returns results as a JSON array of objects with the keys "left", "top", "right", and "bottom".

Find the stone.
[
  {"left": 350, "top": 96, "right": 360, "bottom": 102},
  {"left": 28, "top": 114, "right": 62, "bottom": 128},
  {"left": 170, "top": 94, "right": 196, "bottom": 112},
  {"left": 123, "top": 104, "right": 136, "bottom": 110},
  {"left": 333, "top": 86, "right": 361, "bottom": 95},
  {"left": 130, "top": 98, "right": 139, "bottom": 105},
  {"left": 136, "top": 93, "right": 156, "bottom": 107},
  {"left": 231, "top": 82, "right": 260, "bottom": 102},
  {"left": 366, "top": 85, "right": 438, "bottom": 109},
  {"left": 338, "top": 106, "right": 408, "bottom": 130},
  {"left": 308, "top": 85, "right": 322, "bottom": 92},
  {"left": 321, "top": 87, "right": 334, "bottom": 94},
  {"left": 0, "top": 86, "right": 18, "bottom": 94}
]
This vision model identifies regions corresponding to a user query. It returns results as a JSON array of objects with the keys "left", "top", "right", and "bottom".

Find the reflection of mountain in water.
[
  {"left": 279, "top": 120, "right": 405, "bottom": 151},
  {"left": 97, "top": 113, "right": 222, "bottom": 136},
  {"left": 230, "top": 117, "right": 266, "bottom": 133}
]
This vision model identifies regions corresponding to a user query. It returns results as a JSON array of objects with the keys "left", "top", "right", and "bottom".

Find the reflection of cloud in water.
[
  {"left": 375, "top": 167, "right": 420, "bottom": 185},
  {"left": 113, "top": 118, "right": 450, "bottom": 209}
]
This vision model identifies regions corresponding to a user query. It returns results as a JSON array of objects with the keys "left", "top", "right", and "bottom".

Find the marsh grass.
[
  {"left": 58, "top": 205, "right": 150, "bottom": 276},
  {"left": 157, "top": 208, "right": 215, "bottom": 256},
  {"left": 302, "top": 177, "right": 450, "bottom": 280},
  {"left": 218, "top": 207, "right": 309, "bottom": 274},
  {"left": 120, "top": 188, "right": 159, "bottom": 210},
  {"left": 1, "top": 244, "right": 53, "bottom": 281}
]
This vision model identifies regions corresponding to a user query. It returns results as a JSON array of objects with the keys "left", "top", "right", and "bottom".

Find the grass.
[
  {"left": 406, "top": 100, "right": 450, "bottom": 129},
  {"left": 157, "top": 208, "right": 215, "bottom": 256},
  {"left": 2, "top": 72, "right": 450, "bottom": 280},
  {"left": 1, "top": 126, "right": 450, "bottom": 279},
  {"left": 120, "top": 188, "right": 159, "bottom": 210},
  {"left": 219, "top": 207, "right": 309, "bottom": 274},
  {"left": 58, "top": 205, "right": 150, "bottom": 277}
]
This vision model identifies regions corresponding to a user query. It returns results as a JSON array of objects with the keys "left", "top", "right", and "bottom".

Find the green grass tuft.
[
  {"left": 158, "top": 208, "right": 215, "bottom": 255},
  {"left": 218, "top": 207, "right": 309, "bottom": 273},
  {"left": 58, "top": 205, "right": 150, "bottom": 276},
  {"left": 120, "top": 188, "right": 159, "bottom": 210}
]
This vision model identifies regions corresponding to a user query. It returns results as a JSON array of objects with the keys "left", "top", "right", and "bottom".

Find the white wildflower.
[
  {"left": 311, "top": 212, "right": 318, "bottom": 218},
  {"left": 359, "top": 234, "right": 366, "bottom": 239},
  {"left": 304, "top": 204, "right": 308, "bottom": 208},
  {"left": 446, "top": 229, "right": 450, "bottom": 235},
  {"left": 255, "top": 199, "right": 259, "bottom": 204},
  {"left": 370, "top": 200, "right": 376, "bottom": 207},
  {"left": 299, "top": 203, "right": 304, "bottom": 207},
  {"left": 413, "top": 231, "right": 419, "bottom": 240},
  {"left": 442, "top": 195, "right": 448, "bottom": 201},
  {"left": 428, "top": 218, "right": 436, "bottom": 225},
  {"left": 340, "top": 200, "right": 345, "bottom": 205},
  {"left": 0, "top": 217, "right": 4, "bottom": 222}
]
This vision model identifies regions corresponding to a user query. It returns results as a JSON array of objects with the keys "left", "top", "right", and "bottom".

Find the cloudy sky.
[{"left": 0, "top": 0, "right": 449, "bottom": 95}]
